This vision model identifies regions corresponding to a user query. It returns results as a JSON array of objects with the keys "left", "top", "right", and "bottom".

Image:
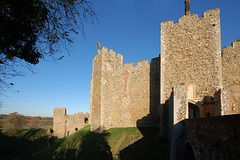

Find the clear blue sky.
[{"left": 1, "top": 0, "right": 240, "bottom": 117}]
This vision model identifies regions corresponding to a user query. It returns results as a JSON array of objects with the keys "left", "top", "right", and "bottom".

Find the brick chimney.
[{"left": 185, "top": 0, "right": 191, "bottom": 16}]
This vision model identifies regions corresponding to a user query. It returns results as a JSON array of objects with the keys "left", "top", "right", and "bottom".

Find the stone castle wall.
[
  {"left": 53, "top": 108, "right": 89, "bottom": 138},
  {"left": 90, "top": 47, "right": 159, "bottom": 132},
  {"left": 52, "top": 8, "right": 239, "bottom": 144},
  {"left": 160, "top": 8, "right": 222, "bottom": 104},
  {"left": 89, "top": 8, "right": 239, "bottom": 134},
  {"left": 222, "top": 40, "right": 240, "bottom": 113},
  {"left": 160, "top": 9, "right": 223, "bottom": 135}
]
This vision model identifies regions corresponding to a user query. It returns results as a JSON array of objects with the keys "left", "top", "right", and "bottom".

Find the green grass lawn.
[
  {"left": 26, "top": 125, "right": 169, "bottom": 160},
  {"left": 0, "top": 125, "right": 169, "bottom": 160}
]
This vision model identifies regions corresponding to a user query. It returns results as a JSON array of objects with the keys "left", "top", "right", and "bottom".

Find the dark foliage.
[
  {"left": 0, "top": 0, "right": 97, "bottom": 92},
  {"left": 0, "top": 0, "right": 47, "bottom": 65}
]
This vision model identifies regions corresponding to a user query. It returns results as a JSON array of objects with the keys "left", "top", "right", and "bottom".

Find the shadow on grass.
[
  {"left": 0, "top": 129, "right": 48, "bottom": 159},
  {"left": 53, "top": 131, "right": 113, "bottom": 160},
  {"left": 119, "top": 127, "right": 169, "bottom": 160},
  {"left": 119, "top": 57, "right": 169, "bottom": 159}
]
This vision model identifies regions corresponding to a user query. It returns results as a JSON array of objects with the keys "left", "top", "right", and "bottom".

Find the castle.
[
  {"left": 89, "top": 7, "right": 240, "bottom": 136},
  {"left": 53, "top": 1, "right": 239, "bottom": 138}
]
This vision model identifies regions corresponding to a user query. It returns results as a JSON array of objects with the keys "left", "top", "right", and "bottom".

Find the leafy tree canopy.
[
  {"left": 0, "top": 0, "right": 96, "bottom": 64},
  {"left": 0, "top": 0, "right": 96, "bottom": 91}
]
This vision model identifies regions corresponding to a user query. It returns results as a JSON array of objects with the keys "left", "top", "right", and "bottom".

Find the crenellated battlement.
[
  {"left": 161, "top": 8, "right": 220, "bottom": 28},
  {"left": 122, "top": 60, "right": 149, "bottom": 71},
  {"left": 178, "top": 14, "right": 198, "bottom": 24},
  {"left": 203, "top": 8, "right": 220, "bottom": 19},
  {"left": 94, "top": 43, "right": 151, "bottom": 73},
  {"left": 124, "top": 62, "right": 133, "bottom": 68},
  {"left": 222, "top": 39, "right": 240, "bottom": 54},
  {"left": 136, "top": 60, "right": 149, "bottom": 68},
  {"left": 232, "top": 39, "right": 240, "bottom": 48},
  {"left": 97, "top": 45, "right": 119, "bottom": 58}
]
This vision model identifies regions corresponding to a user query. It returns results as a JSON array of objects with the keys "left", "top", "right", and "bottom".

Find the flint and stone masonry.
[
  {"left": 53, "top": 108, "right": 89, "bottom": 138},
  {"left": 53, "top": 7, "right": 239, "bottom": 137},
  {"left": 90, "top": 8, "right": 239, "bottom": 135},
  {"left": 90, "top": 45, "right": 159, "bottom": 132}
]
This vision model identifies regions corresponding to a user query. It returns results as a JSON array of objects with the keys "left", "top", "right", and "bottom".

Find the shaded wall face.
[
  {"left": 170, "top": 84, "right": 230, "bottom": 128},
  {"left": 183, "top": 115, "right": 240, "bottom": 160},
  {"left": 53, "top": 108, "right": 66, "bottom": 138},
  {"left": 160, "top": 9, "right": 222, "bottom": 104},
  {"left": 222, "top": 40, "right": 240, "bottom": 114},
  {"left": 90, "top": 53, "right": 103, "bottom": 132},
  {"left": 171, "top": 114, "right": 240, "bottom": 160}
]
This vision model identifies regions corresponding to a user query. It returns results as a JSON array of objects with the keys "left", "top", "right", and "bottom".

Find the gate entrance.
[{"left": 188, "top": 103, "right": 200, "bottom": 118}]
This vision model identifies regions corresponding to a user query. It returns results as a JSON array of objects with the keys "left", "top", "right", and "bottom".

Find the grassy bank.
[
  {"left": 27, "top": 125, "right": 169, "bottom": 160},
  {"left": 0, "top": 125, "right": 169, "bottom": 159},
  {"left": 0, "top": 129, "right": 49, "bottom": 159}
]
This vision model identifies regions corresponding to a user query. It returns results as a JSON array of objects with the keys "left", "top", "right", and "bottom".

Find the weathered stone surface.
[
  {"left": 159, "top": 9, "right": 224, "bottom": 136},
  {"left": 160, "top": 9, "right": 222, "bottom": 104},
  {"left": 90, "top": 9, "right": 239, "bottom": 134},
  {"left": 90, "top": 45, "right": 159, "bottom": 132},
  {"left": 53, "top": 108, "right": 66, "bottom": 138},
  {"left": 53, "top": 108, "right": 89, "bottom": 138},
  {"left": 222, "top": 39, "right": 240, "bottom": 113}
]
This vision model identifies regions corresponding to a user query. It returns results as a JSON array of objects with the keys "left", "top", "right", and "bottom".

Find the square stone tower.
[{"left": 160, "top": 9, "right": 222, "bottom": 135}]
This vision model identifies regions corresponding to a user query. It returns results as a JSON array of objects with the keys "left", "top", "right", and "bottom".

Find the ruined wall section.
[
  {"left": 160, "top": 9, "right": 222, "bottom": 105},
  {"left": 66, "top": 112, "right": 90, "bottom": 136},
  {"left": 222, "top": 40, "right": 240, "bottom": 113},
  {"left": 90, "top": 47, "right": 159, "bottom": 131},
  {"left": 53, "top": 108, "right": 89, "bottom": 137},
  {"left": 53, "top": 108, "right": 66, "bottom": 138}
]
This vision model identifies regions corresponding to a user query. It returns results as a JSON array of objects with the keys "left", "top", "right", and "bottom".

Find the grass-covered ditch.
[
  {"left": 0, "top": 128, "right": 49, "bottom": 159},
  {"left": 0, "top": 125, "right": 169, "bottom": 160}
]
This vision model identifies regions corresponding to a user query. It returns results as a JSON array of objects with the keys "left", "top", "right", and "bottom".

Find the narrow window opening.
[
  {"left": 188, "top": 103, "right": 200, "bottom": 118},
  {"left": 75, "top": 128, "right": 78, "bottom": 131},
  {"left": 206, "top": 112, "right": 211, "bottom": 117},
  {"left": 85, "top": 117, "right": 88, "bottom": 123}
]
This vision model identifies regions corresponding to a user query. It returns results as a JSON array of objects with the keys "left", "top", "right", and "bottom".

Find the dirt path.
[{"left": 112, "top": 133, "right": 127, "bottom": 155}]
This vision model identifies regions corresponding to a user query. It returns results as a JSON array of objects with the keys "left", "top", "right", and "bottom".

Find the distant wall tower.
[
  {"left": 53, "top": 108, "right": 90, "bottom": 138},
  {"left": 53, "top": 108, "right": 66, "bottom": 138}
]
